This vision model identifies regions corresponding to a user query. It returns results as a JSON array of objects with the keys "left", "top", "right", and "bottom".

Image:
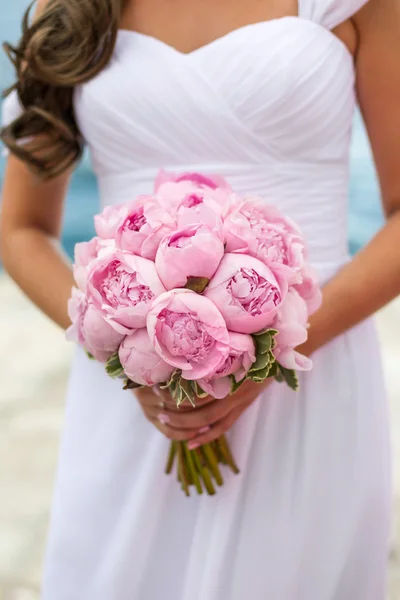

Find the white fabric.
[
  {"left": 1, "top": 91, "right": 23, "bottom": 157},
  {"left": 2, "top": 1, "right": 391, "bottom": 599},
  {"left": 300, "top": 0, "right": 369, "bottom": 29},
  {"left": 2, "top": 91, "right": 22, "bottom": 126}
]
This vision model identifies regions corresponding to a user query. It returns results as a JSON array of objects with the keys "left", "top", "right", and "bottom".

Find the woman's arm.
[
  {"left": 300, "top": 0, "right": 400, "bottom": 356},
  {"left": 0, "top": 155, "right": 73, "bottom": 329},
  {"left": 1, "top": 0, "right": 74, "bottom": 329}
]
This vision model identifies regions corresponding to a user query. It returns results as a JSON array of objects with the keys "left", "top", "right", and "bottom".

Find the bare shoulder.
[
  {"left": 33, "top": 0, "right": 52, "bottom": 17},
  {"left": 36, "top": 0, "right": 51, "bottom": 9},
  {"left": 353, "top": 0, "right": 400, "bottom": 62},
  {"left": 354, "top": 0, "right": 400, "bottom": 217},
  {"left": 355, "top": 0, "right": 400, "bottom": 30}
]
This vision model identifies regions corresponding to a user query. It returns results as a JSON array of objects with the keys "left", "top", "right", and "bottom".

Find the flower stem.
[
  {"left": 165, "top": 436, "right": 238, "bottom": 495},
  {"left": 218, "top": 435, "right": 240, "bottom": 475},
  {"left": 183, "top": 443, "right": 203, "bottom": 495},
  {"left": 192, "top": 449, "right": 216, "bottom": 495},
  {"left": 177, "top": 442, "right": 190, "bottom": 496},
  {"left": 211, "top": 440, "right": 227, "bottom": 464},
  {"left": 165, "top": 441, "right": 177, "bottom": 474},
  {"left": 201, "top": 444, "right": 224, "bottom": 486}
]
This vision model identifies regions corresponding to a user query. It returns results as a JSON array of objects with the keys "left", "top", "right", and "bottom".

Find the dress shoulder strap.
[
  {"left": 299, "top": 0, "right": 369, "bottom": 30},
  {"left": 2, "top": 90, "right": 22, "bottom": 127},
  {"left": 1, "top": 91, "right": 23, "bottom": 157}
]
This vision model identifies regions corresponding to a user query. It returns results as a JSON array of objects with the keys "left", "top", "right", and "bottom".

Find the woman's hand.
[
  {"left": 135, "top": 385, "right": 202, "bottom": 441},
  {"left": 135, "top": 379, "right": 269, "bottom": 447}
]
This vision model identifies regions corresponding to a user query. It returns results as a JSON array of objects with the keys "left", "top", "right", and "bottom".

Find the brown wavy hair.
[{"left": 1, "top": 0, "right": 123, "bottom": 179}]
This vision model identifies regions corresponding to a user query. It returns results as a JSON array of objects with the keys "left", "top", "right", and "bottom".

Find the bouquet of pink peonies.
[{"left": 67, "top": 171, "right": 322, "bottom": 496}]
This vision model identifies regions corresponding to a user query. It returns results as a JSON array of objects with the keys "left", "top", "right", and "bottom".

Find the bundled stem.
[
  {"left": 177, "top": 442, "right": 190, "bottom": 496},
  {"left": 165, "top": 441, "right": 177, "bottom": 474},
  {"left": 165, "top": 436, "right": 239, "bottom": 496},
  {"left": 218, "top": 435, "right": 240, "bottom": 474}
]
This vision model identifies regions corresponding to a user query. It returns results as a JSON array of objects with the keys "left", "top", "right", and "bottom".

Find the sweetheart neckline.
[{"left": 117, "top": 16, "right": 354, "bottom": 62}]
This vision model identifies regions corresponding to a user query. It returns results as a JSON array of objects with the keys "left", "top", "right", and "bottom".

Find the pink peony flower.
[
  {"left": 86, "top": 251, "right": 166, "bottom": 334},
  {"left": 115, "top": 196, "right": 176, "bottom": 260},
  {"left": 224, "top": 199, "right": 306, "bottom": 282},
  {"left": 83, "top": 304, "right": 125, "bottom": 354},
  {"left": 94, "top": 203, "right": 128, "bottom": 239},
  {"left": 147, "top": 289, "right": 230, "bottom": 380},
  {"left": 66, "top": 288, "right": 88, "bottom": 347},
  {"left": 155, "top": 170, "right": 233, "bottom": 222},
  {"left": 199, "top": 332, "right": 256, "bottom": 399},
  {"left": 73, "top": 237, "right": 115, "bottom": 292},
  {"left": 119, "top": 329, "right": 174, "bottom": 386},
  {"left": 272, "top": 288, "right": 312, "bottom": 371},
  {"left": 204, "top": 253, "right": 287, "bottom": 334},
  {"left": 175, "top": 192, "right": 225, "bottom": 231},
  {"left": 155, "top": 224, "right": 224, "bottom": 290},
  {"left": 66, "top": 288, "right": 124, "bottom": 362},
  {"left": 293, "top": 264, "right": 322, "bottom": 315}
]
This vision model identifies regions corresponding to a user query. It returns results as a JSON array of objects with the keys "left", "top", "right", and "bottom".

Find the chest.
[
  {"left": 120, "top": 0, "right": 300, "bottom": 54},
  {"left": 75, "top": 16, "right": 356, "bottom": 171},
  {"left": 120, "top": 0, "right": 357, "bottom": 56}
]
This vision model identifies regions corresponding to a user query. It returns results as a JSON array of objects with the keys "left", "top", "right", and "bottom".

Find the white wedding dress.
[{"left": 3, "top": 0, "right": 392, "bottom": 598}]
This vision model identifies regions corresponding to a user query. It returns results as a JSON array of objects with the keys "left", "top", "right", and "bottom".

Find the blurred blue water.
[{"left": 0, "top": 3, "right": 385, "bottom": 258}]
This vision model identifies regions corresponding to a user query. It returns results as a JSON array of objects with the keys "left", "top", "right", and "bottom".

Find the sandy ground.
[{"left": 0, "top": 274, "right": 399, "bottom": 599}]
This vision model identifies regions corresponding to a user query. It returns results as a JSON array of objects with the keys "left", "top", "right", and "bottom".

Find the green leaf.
[
  {"left": 105, "top": 352, "right": 124, "bottom": 378},
  {"left": 165, "top": 375, "right": 198, "bottom": 408},
  {"left": 249, "top": 364, "right": 271, "bottom": 383},
  {"left": 275, "top": 364, "right": 299, "bottom": 391},
  {"left": 266, "top": 360, "right": 279, "bottom": 379},
  {"left": 173, "top": 382, "right": 184, "bottom": 407},
  {"left": 253, "top": 333, "right": 271, "bottom": 355},
  {"left": 185, "top": 277, "right": 210, "bottom": 294},
  {"left": 160, "top": 369, "right": 181, "bottom": 389},
  {"left": 123, "top": 378, "right": 143, "bottom": 390},
  {"left": 191, "top": 381, "right": 208, "bottom": 399},
  {"left": 254, "top": 327, "right": 278, "bottom": 338},
  {"left": 168, "top": 375, "right": 195, "bottom": 408},
  {"left": 85, "top": 351, "right": 95, "bottom": 360},
  {"left": 230, "top": 375, "right": 246, "bottom": 395},
  {"left": 248, "top": 349, "right": 281, "bottom": 384},
  {"left": 253, "top": 329, "right": 278, "bottom": 355},
  {"left": 180, "top": 378, "right": 196, "bottom": 407},
  {"left": 248, "top": 351, "right": 271, "bottom": 374}
]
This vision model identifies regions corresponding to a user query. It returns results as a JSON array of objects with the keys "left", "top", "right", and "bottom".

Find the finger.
[
  {"left": 137, "top": 383, "right": 254, "bottom": 427},
  {"left": 163, "top": 393, "right": 214, "bottom": 412},
  {"left": 151, "top": 387, "right": 209, "bottom": 413},
  {"left": 150, "top": 418, "right": 199, "bottom": 441},
  {"left": 142, "top": 406, "right": 212, "bottom": 441},
  {"left": 163, "top": 397, "right": 195, "bottom": 412},
  {"left": 160, "top": 394, "right": 241, "bottom": 430},
  {"left": 138, "top": 404, "right": 197, "bottom": 430},
  {"left": 135, "top": 386, "right": 178, "bottom": 412},
  {"left": 153, "top": 385, "right": 172, "bottom": 403},
  {"left": 134, "top": 386, "right": 165, "bottom": 403},
  {"left": 135, "top": 393, "right": 166, "bottom": 413},
  {"left": 187, "top": 390, "right": 258, "bottom": 447},
  {"left": 137, "top": 393, "right": 202, "bottom": 417},
  {"left": 187, "top": 406, "right": 245, "bottom": 448}
]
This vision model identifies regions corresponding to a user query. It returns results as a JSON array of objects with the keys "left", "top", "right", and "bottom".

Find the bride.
[{"left": 0, "top": 0, "right": 396, "bottom": 598}]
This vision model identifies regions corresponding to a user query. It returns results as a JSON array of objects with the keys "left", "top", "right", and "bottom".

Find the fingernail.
[
  {"left": 158, "top": 413, "right": 170, "bottom": 425},
  {"left": 153, "top": 386, "right": 162, "bottom": 398},
  {"left": 188, "top": 442, "right": 200, "bottom": 450},
  {"left": 198, "top": 426, "right": 210, "bottom": 434}
]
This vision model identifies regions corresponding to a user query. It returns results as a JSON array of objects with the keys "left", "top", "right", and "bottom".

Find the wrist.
[{"left": 296, "top": 316, "right": 324, "bottom": 358}]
